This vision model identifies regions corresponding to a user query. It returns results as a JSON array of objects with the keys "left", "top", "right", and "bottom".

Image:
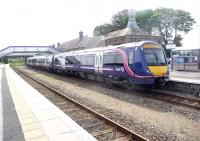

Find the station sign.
[{"left": 166, "top": 44, "right": 176, "bottom": 49}]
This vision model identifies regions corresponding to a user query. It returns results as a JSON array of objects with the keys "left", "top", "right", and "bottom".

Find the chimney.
[
  {"left": 57, "top": 42, "right": 60, "bottom": 48},
  {"left": 79, "top": 31, "right": 83, "bottom": 40}
]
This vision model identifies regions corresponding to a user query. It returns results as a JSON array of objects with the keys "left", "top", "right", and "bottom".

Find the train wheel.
[
  {"left": 154, "top": 79, "right": 166, "bottom": 89},
  {"left": 123, "top": 80, "right": 133, "bottom": 90},
  {"left": 106, "top": 81, "right": 113, "bottom": 88}
]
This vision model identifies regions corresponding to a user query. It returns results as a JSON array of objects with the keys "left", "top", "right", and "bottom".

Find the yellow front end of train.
[{"left": 143, "top": 44, "right": 168, "bottom": 77}]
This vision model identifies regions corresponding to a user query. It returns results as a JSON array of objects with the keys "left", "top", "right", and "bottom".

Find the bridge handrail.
[{"left": 0, "top": 46, "right": 60, "bottom": 58}]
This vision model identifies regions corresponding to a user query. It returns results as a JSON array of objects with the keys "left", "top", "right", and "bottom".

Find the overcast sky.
[{"left": 0, "top": 0, "right": 199, "bottom": 49}]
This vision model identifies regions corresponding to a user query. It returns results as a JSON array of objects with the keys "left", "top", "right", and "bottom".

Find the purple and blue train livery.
[{"left": 27, "top": 41, "right": 169, "bottom": 87}]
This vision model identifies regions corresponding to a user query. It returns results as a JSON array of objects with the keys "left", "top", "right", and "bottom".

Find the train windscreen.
[{"left": 144, "top": 48, "right": 167, "bottom": 66}]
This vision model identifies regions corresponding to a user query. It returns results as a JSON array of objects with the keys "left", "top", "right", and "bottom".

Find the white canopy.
[{"left": 173, "top": 46, "right": 200, "bottom": 50}]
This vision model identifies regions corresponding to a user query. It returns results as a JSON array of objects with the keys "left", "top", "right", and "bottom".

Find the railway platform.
[
  {"left": 0, "top": 64, "right": 97, "bottom": 141},
  {"left": 170, "top": 70, "right": 200, "bottom": 84}
]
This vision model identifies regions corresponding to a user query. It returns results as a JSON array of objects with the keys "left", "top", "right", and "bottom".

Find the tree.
[
  {"left": 136, "top": 9, "right": 154, "bottom": 33},
  {"left": 93, "top": 24, "right": 115, "bottom": 36},
  {"left": 151, "top": 8, "right": 175, "bottom": 45},
  {"left": 111, "top": 9, "right": 129, "bottom": 30},
  {"left": 173, "top": 10, "right": 195, "bottom": 37},
  {"left": 93, "top": 8, "right": 195, "bottom": 52},
  {"left": 152, "top": 8, "right": 195, "bottom": 46},
  {"left": 111, "top": 9, "right": 155, "bottom": 33},
  {"left": 151, "top": 8, "right": 195, "bottom": 56},
  {"left": 93, "top": 9, "right": 154, "bottom": 36},
  {"left": 173, "top": 35, "right": 183, "bottom": 47}
]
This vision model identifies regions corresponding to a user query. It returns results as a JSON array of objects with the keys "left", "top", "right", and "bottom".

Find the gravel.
[{"left": 16, "top": 66, "right": 200, "bottom": 141}]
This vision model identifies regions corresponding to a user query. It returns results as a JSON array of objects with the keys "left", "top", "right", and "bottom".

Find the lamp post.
[
  {"left": 198, "top": 24, "right": 200, "bottom": 70},
  {"left": 167, "top": 38, "right": 176, "bottom": 72},
  {"left": 198, "top": 25, "right": 200, "bottom": 47}
]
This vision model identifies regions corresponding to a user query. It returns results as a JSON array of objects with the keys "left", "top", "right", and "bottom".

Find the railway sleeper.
[
  {"left": 77, "top": 119, "right": 102, "bottom": 127},
  {"left": 74, "top": 116, "right": 96, "bottom": 123},
  {"left": 92, "top": 128, "right": 115, "bottom": 137},
  {"left": 62, "top": 108, "right": 80, "bottom": 113},
  {"left": 54, "top": 101, "right": 71, "bottom": 107},
  {"left": 67, "top": 112, "right": 91, "bottom": 119},
  {"left": 113, "top": 136, "right": 132, "bottom": 141},
  {"left": 95, "top": 131, "right": 126, "bottom": 141},
  {"left": 83, "top": 121, "right": 105, "bottom": 129},
  {"left": 59, "top": 104, "right": 78, "bottom": 110},
  {"left": 86, "top": 124, "right": 112, "bottom": 133}
]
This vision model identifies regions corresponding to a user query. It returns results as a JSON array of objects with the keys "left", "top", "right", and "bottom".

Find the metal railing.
[
  {"left": 172, "top": 56, "right": 200, "bottom": 71},
  {"left": 0, "top": 46, "right": 60, "bottom": 58}
]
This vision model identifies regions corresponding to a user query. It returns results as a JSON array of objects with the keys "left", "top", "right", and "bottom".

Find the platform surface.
[
  {"left": 0, "top": 64, "right": 97, "bottom": 141},
  {"left": 170, "top": 70, "right": 200, "bottom": 84}
]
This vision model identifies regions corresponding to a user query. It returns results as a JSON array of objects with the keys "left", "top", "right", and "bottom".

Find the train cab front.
[{"left": 143, "top": 44, "right": 169, "bottom": 88}]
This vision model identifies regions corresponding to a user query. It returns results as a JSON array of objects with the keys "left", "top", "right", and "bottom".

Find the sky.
[{"left": 0, "top": 0, "right": 199, "bottom": 49}]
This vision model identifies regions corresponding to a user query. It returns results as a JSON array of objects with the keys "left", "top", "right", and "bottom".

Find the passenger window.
[
  {"left": 75, "top": 56, "right": 81, "bottom": 64},
  {"left": 115, "top": 54, "right": 123, "bottom": 66},
  {"left": 86, "top": 56, "right": 95, "bottom": 65},
  {"left": 103, "top": 53, "right": 115, "bottom": 65},
  {"left": 66, "top": 56, "right": 74, "bottom": 64},
  {"left": 128, "top": 50, "right": 135, "bottom": 65},
  {"left": 80, "top": 56, "right": 87, "bottom": 65},
  {"left": 65, "top": 58, "right": 69, "bottom": 64},
  {"left": 55, "top": 57, "right": 62, "bottom": 65}
]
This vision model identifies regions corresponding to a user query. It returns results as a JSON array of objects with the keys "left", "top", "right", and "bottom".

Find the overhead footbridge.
[
  {"left": 0, "top": 46, "right": 61, "bottom": 62},
  {"left": 0, "top": 46, "right": 60, "bottom": 58}
]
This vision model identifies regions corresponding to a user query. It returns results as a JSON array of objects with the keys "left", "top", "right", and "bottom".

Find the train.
[{"left": 27, "top": 41, "right": 169, "bottom": 88}]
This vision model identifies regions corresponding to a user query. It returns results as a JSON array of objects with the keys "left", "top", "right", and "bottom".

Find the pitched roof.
[
  {"left": 58, "top": 36, "right": 105, "bottom": 52},
  {"left": 104, "top": 27, "right": 149, "bottom": 40}
]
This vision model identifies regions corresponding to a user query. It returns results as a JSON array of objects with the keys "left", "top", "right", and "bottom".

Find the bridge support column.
[
  {"left": 2, "top": 57, "right": 8, "bottom": 64},
  {"left": 24, "top": 57, "right": 28, "bottom": 64}
]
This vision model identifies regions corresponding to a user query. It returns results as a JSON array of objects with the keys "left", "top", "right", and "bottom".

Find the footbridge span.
[{"left": 0, "top": 46, "right": 61, "bottom": 63}]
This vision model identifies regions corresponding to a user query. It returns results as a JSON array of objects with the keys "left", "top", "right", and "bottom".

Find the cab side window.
[{"left": 103, "top": 53, "right": 115, "bottom": 65}]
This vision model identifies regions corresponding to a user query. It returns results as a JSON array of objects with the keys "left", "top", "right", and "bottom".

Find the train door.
[
  {"left": 95, "top": 51, "right": 103, "bottom": 74},
  {"left": 61, "top": 56, "right": 65, "bottom": 71},
  {"left": 99, "top": 52, "right": 103, "bottom": 73}
]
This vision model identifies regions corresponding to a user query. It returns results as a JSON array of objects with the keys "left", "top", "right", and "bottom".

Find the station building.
[{"left": 58, "top": 10, "right": 162, "bottom": 52}]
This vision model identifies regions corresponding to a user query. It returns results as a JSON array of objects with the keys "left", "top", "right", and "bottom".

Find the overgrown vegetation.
[{"left": 8, "top": 58, "right": 26, "bottom": 66}]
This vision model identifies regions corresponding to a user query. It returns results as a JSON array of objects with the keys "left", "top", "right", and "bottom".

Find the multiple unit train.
[{"left": 27, "top": 41, "right": 169, "bottom": 88}]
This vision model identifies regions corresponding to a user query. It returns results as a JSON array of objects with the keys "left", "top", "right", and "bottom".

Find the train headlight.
[{"left": 146, "top": 69, "right": 151, "bottom": 73}]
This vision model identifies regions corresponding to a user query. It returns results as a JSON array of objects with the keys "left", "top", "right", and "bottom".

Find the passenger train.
[{"left": 27, "top": 41, "right": 169, "bottom": 88}]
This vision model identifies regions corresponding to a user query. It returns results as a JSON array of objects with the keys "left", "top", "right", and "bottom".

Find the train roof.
[
  {"left": 55, "top": 40, "right": 159, "bottom": 56},
  {"left": 28, "top": 41, "right": 160, "bottom": 58}
]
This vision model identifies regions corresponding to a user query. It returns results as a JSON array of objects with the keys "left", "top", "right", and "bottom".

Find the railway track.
[
  {"left": 148, "top": 90, "right": 200, "bottom": 111},
  {"left": 16, "top": 66, "right": 200, "bottom": 111},
  {"left": 14, "top": 67, "right": 148, "bottom": 141}
]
